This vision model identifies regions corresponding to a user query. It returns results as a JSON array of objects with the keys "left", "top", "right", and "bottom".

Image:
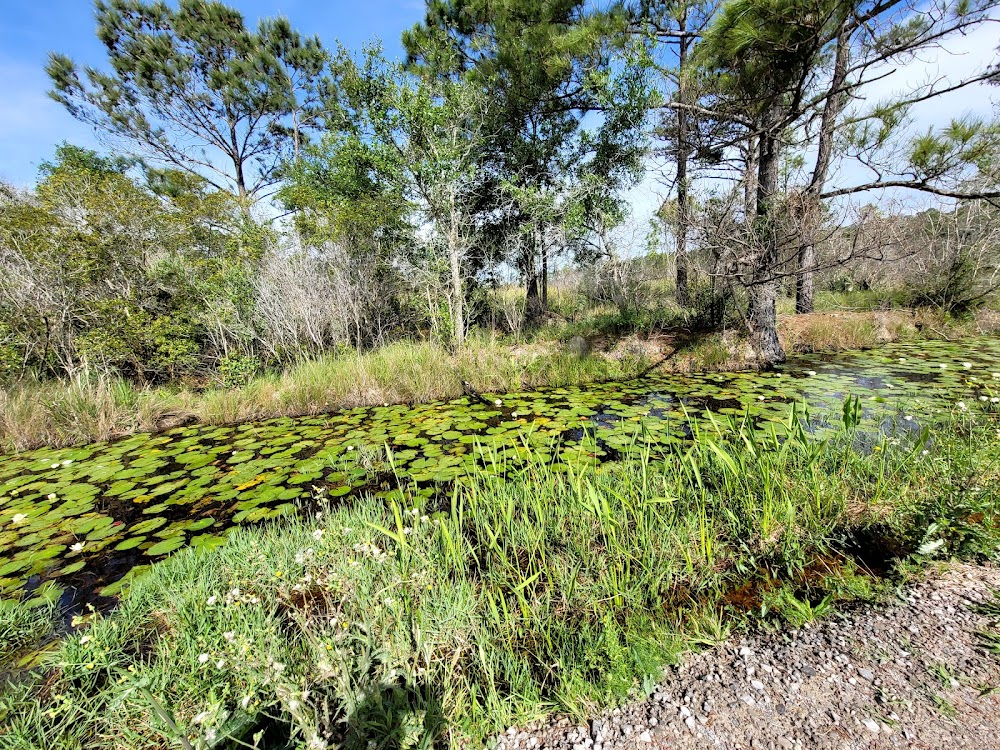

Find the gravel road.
[{"left": 493, "top": 564, "right": 1000, "bottom": 750}]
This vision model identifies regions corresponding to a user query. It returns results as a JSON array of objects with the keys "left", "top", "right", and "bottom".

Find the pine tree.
[{"left": 47, "top": 0, "right": 329, "bottom": 203}]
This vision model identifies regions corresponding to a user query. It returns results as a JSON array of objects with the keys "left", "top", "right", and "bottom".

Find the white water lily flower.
[
  {"left": 11, "top": 513, "right": 27, "bottom": 525},
  {"left": 198, "top": 653, "right": 210, "bottom": 664},
  {"left": 993, "top": 372, "right": 1000, "bottom": 379},
  {"left": 939, "top": 364, "right": 947, "bottom": 369},
  {"left": 70, "top": 542, "right": 85, "bottom": 553},
  {"left": 963, "top": 362, "right": 972, "bottom": 369},
  {"left": 47, "top": 493, "right": 57, "bottom": 500},
  {"left": 50, "top": 463, "right": 60, "bottom": 469},
  {"left": 898, "top": 358, "right": 906, "bottom": 363},
  {"left": 61, "top": 460, "right": 72, "bottom": 466},
  {"left": 805, "top": 370, "right": 817, "bottom": 377}
]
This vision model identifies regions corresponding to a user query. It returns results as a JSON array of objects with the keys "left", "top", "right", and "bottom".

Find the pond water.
[{"left": 2, "top": 337, "right": 998, "bottom": 610}]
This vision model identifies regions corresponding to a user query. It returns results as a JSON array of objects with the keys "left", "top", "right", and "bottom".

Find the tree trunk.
[
  {"left": 449, "top": 238, "right": 465, "bottom": 348},
  {"left": 541, "top": 240, "right": 549, "bottom": 308},
  {"left": 674, "top": 12, "right": 691, "bottom": 307},
  {"left": 797, "top": 19, "right": 850, "bottom": 314},
  {"left": 748, "top": 106, "right": 786, "bottom": 366},
  {"left": 525, "top": 271, "right": 544, "bottom": 322},
  {"left": 795, "top": 243, "right": 815, "bottom": 313},
  {"left": 524, "top": 227, "right": 545, "bottom": 322}
]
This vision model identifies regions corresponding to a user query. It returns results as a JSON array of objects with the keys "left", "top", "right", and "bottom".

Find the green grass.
[
  {"left": 0, "top": 338, "right": 650, "bottom": 452},
  {"left": 2, "top": 401, "right": 997, "bottom": 750}
]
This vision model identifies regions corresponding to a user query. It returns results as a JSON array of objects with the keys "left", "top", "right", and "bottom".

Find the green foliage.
[
  {"left": 2, "top": 399, "right": 998, "bottom": 747},
  {"left": 217, "top": 354, "right": 261, "bottom": 389},
  {"left": 47, "top": 0, "right": 330, "bottom": 199}
]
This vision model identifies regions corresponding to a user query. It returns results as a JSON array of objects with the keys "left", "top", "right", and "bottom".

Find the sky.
[
  {"left": 1, "top": 2, "right": 997, "bottom": 233},
  {"left": 0, "top": 0, "right": 426, "bottom": 188}
]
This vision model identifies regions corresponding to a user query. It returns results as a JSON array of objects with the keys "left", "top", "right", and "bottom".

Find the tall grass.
[
  {"left": 0, "top": 340, "right": 648, "bottom": 452},
  {"left": 3, "top": 403, "right": 996, "bottom": 749}
]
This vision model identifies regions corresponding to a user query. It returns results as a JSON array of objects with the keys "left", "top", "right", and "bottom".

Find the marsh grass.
[
  {"left": 2, "top": 403, "right": 997, "bottom": 749},
  {"left": 0, "top": 339, "right": 648, "bottom": 452}
]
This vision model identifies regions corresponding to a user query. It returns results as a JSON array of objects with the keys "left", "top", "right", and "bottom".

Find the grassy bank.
[
  {"left": 2, "top": 402, "right": 997, "bottom": 749},
  {"left": 0, "top": 338, "right": 649, "bottom": 453},
  {"left": 3, "top": 296, "right": 999, "bottom": 454}
]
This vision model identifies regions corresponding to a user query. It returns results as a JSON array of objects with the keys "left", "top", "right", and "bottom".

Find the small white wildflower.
[
  {"left": 385, "top": 597, "right": 394, "bottom": 606},
  {"left": 223, "top": 631, "right": 235, "bottom": 642},
  {"left": 216, "top": 659, "right": 226, "bottom": 669},
  {"left": 402, "top": 527, "right": 412, "bottom": 535},
  {"left": 272, "top": 661, "right": 285, "bottom": 673},
  {"left": 980, "top": 396, "right": 989, "bottom": 402},
  {"left": 206, "top": 595, "right": 218, "bottom": 606},
  {"left": 70, "top": 542, "right": 85, "bottom": 553},
  {"left": 241, "top": 696, "right": 252, "bottom": 709},
  {"left": 312, "top": 528, "right": 324, "bottom": 540},
  {"left": 11, "top": 513, "right": 27, "bottom": 525},
  {"left": 494, "top": 399, "right": 502, "bottom": 406},
  {"left": 79, "top": 635, "right": 91, "bottom": 644},
  {"left": 420, "top": 515, "right": 429, "bottom": 523},
  {"left": 198, "top": 653, "right": 210, "bottom": 664},
  {"left": 957, "top": 401, "right": 967, "bottom": 411},
  {"left": 921, "top": 450, "right": 929, "bottom": 456},
  {"left": 903, "top": 415, "right": 913, "bottom": 421},
  {"left": 205, "top": 729, "right": 217, "bottom": 744},
  {"left": 193, "top": 711, "right": 212, "bottom": 725},
  {"left": 991, "top": 397, "right": 999, "bottom": 404},
  {"left": 289, "top": 700, "right": 300, "bottom": 712}
]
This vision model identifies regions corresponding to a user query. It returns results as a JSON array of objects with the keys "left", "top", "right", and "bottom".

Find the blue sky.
[{"left": 0, "top": 1, "right": 425, "bottom": 188}]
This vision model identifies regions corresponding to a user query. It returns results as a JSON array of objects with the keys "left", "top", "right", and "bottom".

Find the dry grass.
[{"left": 0, "top": 338, "right": 646, "bottom": 453}]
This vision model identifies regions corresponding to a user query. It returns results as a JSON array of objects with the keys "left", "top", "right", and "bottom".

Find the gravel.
[{"left": 490, "top": 563, "right": 1000, "bottom": 750}]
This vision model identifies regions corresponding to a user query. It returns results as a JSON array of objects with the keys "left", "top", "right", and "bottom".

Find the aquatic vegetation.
[
  {"left": 1, "top": 397, "right": 996, "bottom": 749},
  {"left": 0, "top": 337, "right": 998, "bottom": 610}
]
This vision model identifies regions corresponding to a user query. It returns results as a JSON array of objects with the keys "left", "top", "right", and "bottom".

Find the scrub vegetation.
[
  {"left": 1, "top": 397, "right": 997, "bottom": 749},
  {"left": 2, "top": 0, "right": 1000, "bottom": 747}
]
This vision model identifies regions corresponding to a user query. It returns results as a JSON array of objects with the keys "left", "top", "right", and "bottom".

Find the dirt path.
[{"left": 496, "top": 564, "right": 1000, "bottom": 750}]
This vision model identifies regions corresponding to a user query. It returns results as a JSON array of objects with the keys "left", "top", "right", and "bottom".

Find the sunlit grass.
[{"left": 2, "top": 402, "right": 996, "bottom": 749}]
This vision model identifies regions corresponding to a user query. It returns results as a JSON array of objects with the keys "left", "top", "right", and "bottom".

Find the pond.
[{"left": 2, "top": 337, "right": 998, "bottom": 611}]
